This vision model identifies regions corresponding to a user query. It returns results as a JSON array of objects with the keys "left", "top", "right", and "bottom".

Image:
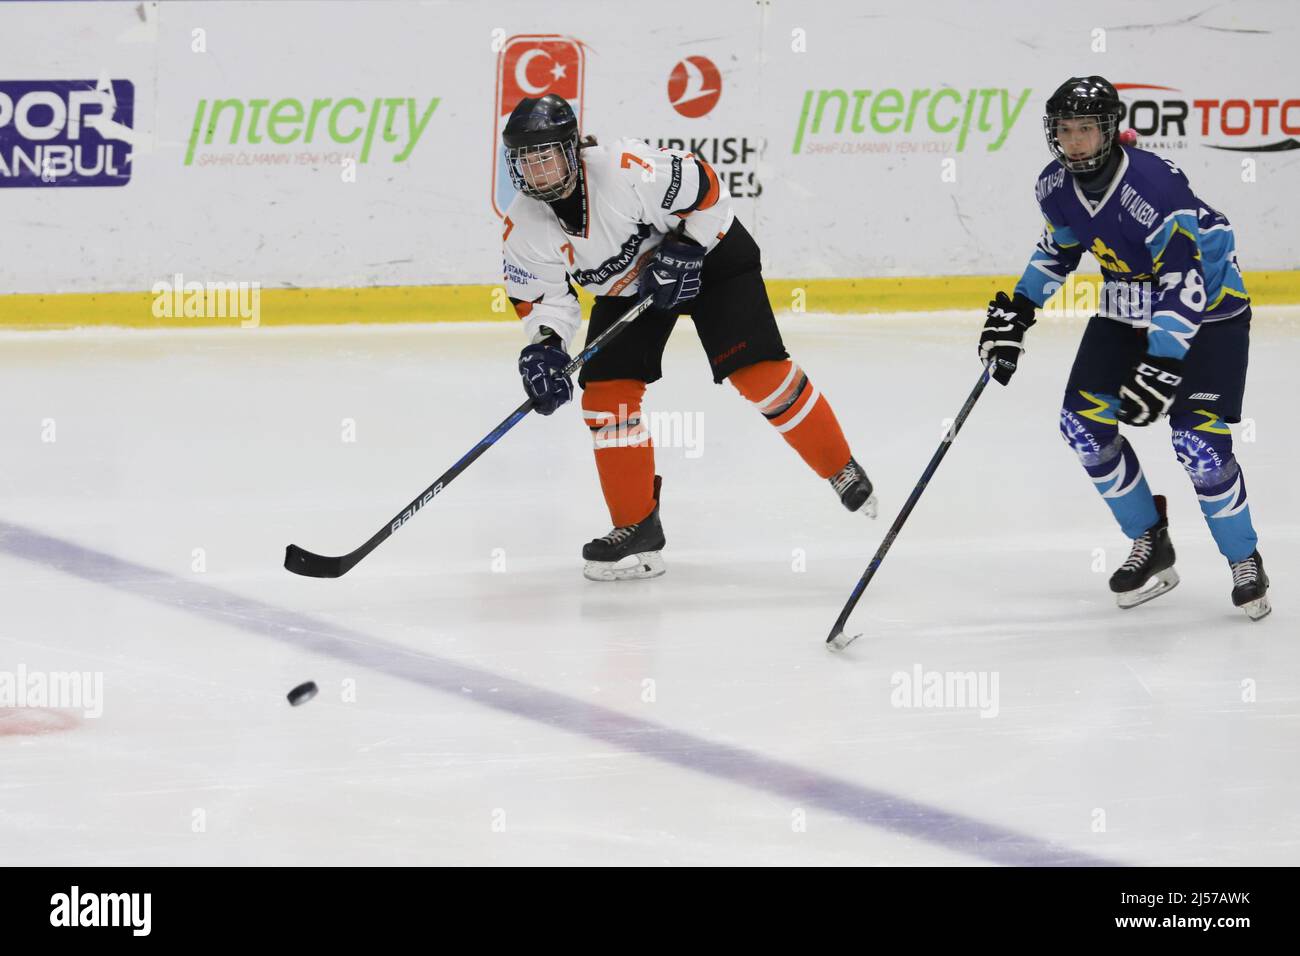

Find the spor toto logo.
[
  {"left": 1115, "top": 83, "right": 1300, "bottom": 151},
  {"left": 668, "top": 57, "right": 722, "bottom": 118}
]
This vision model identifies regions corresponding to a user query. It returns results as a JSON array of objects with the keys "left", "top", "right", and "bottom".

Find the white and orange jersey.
[{"left": 502, "top": 137, "right": 734, "bottom": 348}]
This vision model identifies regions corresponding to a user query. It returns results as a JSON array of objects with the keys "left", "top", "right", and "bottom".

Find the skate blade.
[
  {"left": 583, "top": 551, "right": 666, "bottom": 582},
  {"left": 1239, "top": 594, "right": 1272, "bottom": 621},
  {"left": 1116, "top": 567, "right": 1180, "bottom": 609},
  {"left": 861, "top": 493, "right": 878, "bottom": 520}
]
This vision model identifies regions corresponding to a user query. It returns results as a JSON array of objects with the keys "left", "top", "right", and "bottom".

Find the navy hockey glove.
[
  {"left": 1118, "top": 354, "right": 1183, "bottom": 426},
  {"left": 640, "top": 234, "right": 704, "bottom": 311},
  {"left": 979, "top": 291, "right": 1037, "bottom": 385},
  {"left": 518, "top": 330, "right": 574, "bottom": 416}
]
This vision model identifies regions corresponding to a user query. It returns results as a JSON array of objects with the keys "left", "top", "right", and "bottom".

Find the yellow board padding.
[
  {"left": 2, "top": 271, "right": 1299, "bottom": 330},
  {"left": 0, "top": 285, "right": 508, "bottom": 331}
]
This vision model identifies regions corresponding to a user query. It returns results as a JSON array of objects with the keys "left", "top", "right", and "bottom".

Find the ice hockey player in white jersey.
[{"left": 501, "top": 94, "right": 875, "bottom": 581}]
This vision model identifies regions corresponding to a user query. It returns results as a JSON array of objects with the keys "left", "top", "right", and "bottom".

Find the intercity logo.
[
  {"left": 0, "top": 79, "right": 135, "bottom": 187},
  {"left": 793, "top": 87, "right": 1031, "bottom": 154},
  {"left": 184, "top": 95, "right": 439, "bottom": 166},
  {"left": 668, "top": 56, "right": 722, "bottom": 118},
  {"left": 1115, "top": 83, "right": 1300, "bottom": 152},
  {"left": 492, "top": 35, "right": 585, "bottom": 216}
]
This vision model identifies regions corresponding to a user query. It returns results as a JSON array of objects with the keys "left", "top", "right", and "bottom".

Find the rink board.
[{"left": 3, "top": 271, "right": 1300, "bottom": 330}]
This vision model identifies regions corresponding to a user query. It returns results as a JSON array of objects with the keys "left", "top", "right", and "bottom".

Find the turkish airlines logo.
[
  {"left": 491, "top": 35, "right": 585, "bottom": 216},
  {"left": 668, "top": 56, "right": 721, "bottom": 118}
]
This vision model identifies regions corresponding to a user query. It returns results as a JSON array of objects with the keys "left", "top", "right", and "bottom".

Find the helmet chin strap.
[{"left": 546, "top": 160, "right": 588, "bottom": 235}]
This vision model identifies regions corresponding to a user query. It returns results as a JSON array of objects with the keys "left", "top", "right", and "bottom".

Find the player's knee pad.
[
  {"left": 728, "top": 359, "right": 811, "bottom": 420},
  {"left": 1060, "top": 390, "right": 1119, "bottom": 465},
  {"left": 1170, "top": 409, "right": 1238, "bottom": 489},
  {"left": 582, "top": 379, "right": 649, "bottom": 449}
]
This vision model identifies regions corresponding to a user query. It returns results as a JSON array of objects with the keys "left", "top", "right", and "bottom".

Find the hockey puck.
[
  {"left": 1119, "top": 128, "right": 1138, "bottom": 146},
  {"left": 287, "top": 681, "right": 318, "bottom": 706}
]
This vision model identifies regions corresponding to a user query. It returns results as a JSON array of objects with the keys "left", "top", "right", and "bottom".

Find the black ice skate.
[
  {"left": 830, "top": 456, "right": 878, "bottom": 518},
  {"left": 582, "top": 475, "right": 667, "bottom": 582},
  {"left": 1230, "top": 550, "right": 1271, "bottom": 621},
  {"left": 1110, "top": 494, "right": 1180, "bottom": 609}
]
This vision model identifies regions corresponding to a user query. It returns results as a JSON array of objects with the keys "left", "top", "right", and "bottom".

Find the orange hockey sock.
[
  {"left": 728, "top": 359, "right": 852, "bottom": 479},
  {"left": 582, "top": 379, "right": 657, "bottom": 527}
]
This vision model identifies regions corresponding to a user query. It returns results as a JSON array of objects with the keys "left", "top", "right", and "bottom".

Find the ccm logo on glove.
[{"left": 1134, "top": 361, "right": 1182, "bottom": 386}]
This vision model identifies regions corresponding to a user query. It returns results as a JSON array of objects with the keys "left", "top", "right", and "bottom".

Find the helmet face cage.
[
  {"left": 1044, "top": 111, "right": 1119, "bottom": 174},
  {"left": 506, "top": 136, "right": 580, "bottom": 201}
]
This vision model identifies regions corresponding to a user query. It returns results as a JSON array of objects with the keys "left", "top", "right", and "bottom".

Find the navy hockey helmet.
[
  {"left": 502, "top": 94, "right": 581, "bottom": 201},
  {"left": 1043, "top": 76, "right": 1124, "bottom": 174}
]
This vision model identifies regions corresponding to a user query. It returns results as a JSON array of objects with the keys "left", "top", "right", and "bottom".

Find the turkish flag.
[
  {"left": 492, "top": 35, "right": 585, "bottom": 217},
  {"left": 499, "top": 38, "right": 582, "bottom": 107}
]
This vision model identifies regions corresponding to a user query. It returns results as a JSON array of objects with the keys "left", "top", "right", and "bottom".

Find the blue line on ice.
[{"left": 0, "top": 518, "right": 1120, "bottom": 866}]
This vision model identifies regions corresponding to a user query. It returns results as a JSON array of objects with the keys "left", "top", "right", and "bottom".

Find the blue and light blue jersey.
[{"left": 1014, "top": 146, "right": 1249, "bottom": 361}]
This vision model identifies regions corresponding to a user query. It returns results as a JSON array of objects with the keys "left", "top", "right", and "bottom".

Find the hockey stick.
[
  {"left": 825, "top": 362, "right": 994, "bottom": 650},
  {"left": 284, "top": 295, "right": 658, "bottom": 578}
]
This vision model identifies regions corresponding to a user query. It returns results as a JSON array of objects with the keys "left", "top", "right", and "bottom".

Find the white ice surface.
[{"left": 2, "top": 310, "right": 1297, "bottom": 866}]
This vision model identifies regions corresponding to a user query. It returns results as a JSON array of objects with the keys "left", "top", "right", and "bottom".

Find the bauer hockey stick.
[
  {"left": 284, "top": 294, "right": 658, "bottom": 578},
  {"left": 826, "top": 361, "right": 994, "bottom": 650}
]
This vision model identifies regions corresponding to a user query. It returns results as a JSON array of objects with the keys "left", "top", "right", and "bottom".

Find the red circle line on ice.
[
  {"left": 0, "top": 708, "right": 81, "bottom": 736},
  {"left": 668, "top": 56, "right": 722, "bottom": 118}
]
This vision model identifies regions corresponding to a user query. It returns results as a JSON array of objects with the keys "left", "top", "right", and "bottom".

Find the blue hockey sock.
[
  {"left": 1061, "top": 393, "right": 1159, "bottom": 539},
  {"left": 1171, "top": 412, "right": 1259, "bottom": 563}
]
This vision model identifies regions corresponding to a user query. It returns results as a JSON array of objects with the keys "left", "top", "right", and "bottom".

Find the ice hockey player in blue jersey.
[{"left": 978, "top": 76, "right": 1269, "bottom": 620}]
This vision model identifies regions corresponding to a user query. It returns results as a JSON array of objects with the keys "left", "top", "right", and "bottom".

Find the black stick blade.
[{"left": 284, "top": 544, "right": 349, "bottom": 578}]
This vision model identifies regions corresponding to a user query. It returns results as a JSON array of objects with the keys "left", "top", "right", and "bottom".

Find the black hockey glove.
[
  {"left": 1118, "top": 354, "right": 1183, "bottom": 426},
  {"left": 640, "top": 234, "right": 704, "bottom": 311},
  {"left": 518, "top": 329, "right": 573, "bottom": 416},
  {"left": 979, "top": 291, "right": 1037, "bottom": 385}
]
